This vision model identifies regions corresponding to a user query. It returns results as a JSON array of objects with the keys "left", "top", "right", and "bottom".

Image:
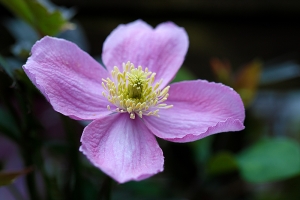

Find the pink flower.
[{"left": 23, "top": 20, "right": 245, "bottom": 183}]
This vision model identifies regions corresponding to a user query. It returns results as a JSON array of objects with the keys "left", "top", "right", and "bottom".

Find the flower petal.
[
  {"left": 80, "top": 114, "right": 164, "bottom": 183},
  {"left": 23, "top": 36, "right": 110, "bottom": 120},
  {"left": 102, "top": 20, "right": 189, "bottom": 87},
  {"left": 144, "top": 80, "right": 245, "bottom": 142}
]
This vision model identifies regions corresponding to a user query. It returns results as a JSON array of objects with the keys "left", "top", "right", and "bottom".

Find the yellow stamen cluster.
[{"left": 102, "top": 61, "right": 173, "bottom": 119}]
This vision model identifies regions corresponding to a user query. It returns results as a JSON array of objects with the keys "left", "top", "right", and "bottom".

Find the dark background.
[{"left": 1, "top": 0, "right": 300, "bottom": 80}]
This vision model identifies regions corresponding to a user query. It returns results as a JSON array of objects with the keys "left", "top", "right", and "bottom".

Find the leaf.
[
  {"left": 0, "top": 0, "right": 34, "bottom": 24},
  {"left": 0, "top": 168, "right": 32, "bottom": 187},
  {"left": 4, "top": 19, "right": 39, "bottom": 58},
  {"left": 207, "top": 151, "right": 238, "bottom": 175},
  {"left": 172, "top": 67, "right": 197, "bottom": 83},
  {"left": 235, "top": 59, "right": 262, "bottom": 106},
  {"left": 0, "top": 0, "right": 72, "bottom": 36},
  {"left": 235, "top": 59, "right": 262, "bottom": 90},
  {"left": 0, "top": 55, "right": 14, "bottom": 79},
  {"left": 190, "top": 136, "right": 213, "bottom": 165},
  {"left": 236, "top": 138, "right": 300, "bottom": 183},
  {"left": 0, "top": 55, "right": 25, "bottom": 82},
  {"left": 26, "top": 0, "right": 70, "bottom": 36},
  {"left": 210, "top": 57, "right": 232, "bottom": 85}
]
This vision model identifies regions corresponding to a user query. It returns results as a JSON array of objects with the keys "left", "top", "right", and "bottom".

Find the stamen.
[
  {"left": 138, "top": 111, "right": 143, "bottom": 118},
  {"left": 101, "top": 61, "right": 173, "bottom": 119},
  {"left": 130, "top": 113, "right": 135, "bottom": 119}
]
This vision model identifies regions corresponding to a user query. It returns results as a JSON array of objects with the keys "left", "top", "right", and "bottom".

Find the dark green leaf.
[
  {"left": 0, "top": 55, "right": 25, "bottom": 82},
  {"left": 4, "top": 19, "right": 38, "bottom": 58},
  {"left": 172, "top": 67, "right": 197, "bottom": 82},
  {"left": 0, "top": 0, "right": 71, "bottom": 36},
  {"left": 25, "top": 0, "right": 70, "bottom": 36},
  {"left": 0, "top": 55, "right": 14, "bottom": 80},
  {"left": 207, "top": 151, "right": 238, "bottom": 175},
  {"left": 236, "top": 138, "right": 300, "bottom": 183},
  {"left": 190, "top": 136, "right": 213, "bottom": 165},
  {"left": 0, "top": 0, "right": 34, "bottom": 24}
]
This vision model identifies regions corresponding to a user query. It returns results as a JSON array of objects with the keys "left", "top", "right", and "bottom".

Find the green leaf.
[
  {"left": 4, "top": 19, "right": 38, "bottom": 58},
  {"left": 207, "top": 151, "right": 238, "bottom": 175},
  {"left": 0, "top": 168, "right": 32, "bottom": 187},
  {"left": 0, "top": 0, "right": 34, "bottom": 24},
  {"left": 172, "top": 67, "right": 197, "bottom": 83},
  {"left": 236, "top": 138, "right": 300, "bottom": 183},
  {"left": 0, "top": 56, "right": 25, "bottom": 83},
  {"left": 0, "top": 55, "right": 14, "bottom": 80},
  {"left": 190, "top": 136, "right": 213, "bottom": 165},
  {"left": 25, "top": 0, "right": 69, "bottom": 36},
  {"left": 0, "top": 0, "right": 71, "bottom": 36}
]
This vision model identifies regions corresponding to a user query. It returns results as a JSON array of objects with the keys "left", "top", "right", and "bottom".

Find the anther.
[{"left": 130, "top": 113, "right": 135, "bottom": 119}]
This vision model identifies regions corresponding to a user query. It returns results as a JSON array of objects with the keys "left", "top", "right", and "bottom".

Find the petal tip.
[
  {"left": 116, "top": 167, "right": 164, "bottom": 184},
  {"left": 79, "top": 115, "right": 165, "bottom": 184},
  {"left": 167, "top": 117, "right": 245, "bottom": 143}
]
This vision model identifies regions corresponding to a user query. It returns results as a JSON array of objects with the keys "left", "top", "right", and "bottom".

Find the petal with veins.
[
  {"left": 144, "top": 80, "right": 245, "bottom": 142},
  {"left": 80, "top": 114, "right": 164, "bottom": 183},
  {"left": 102, "top": 20, "right": 189, "bottom": 88},
  {"left": 23, "top": 36, "right": 110, "bottom": 120}
]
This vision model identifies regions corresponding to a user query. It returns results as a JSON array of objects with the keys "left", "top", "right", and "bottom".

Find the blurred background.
[{"left": 0, "top": 0, "right": 300, "bottom": 200}]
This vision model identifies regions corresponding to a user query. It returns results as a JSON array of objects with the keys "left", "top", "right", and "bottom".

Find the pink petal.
[
  {"left": 23, "top": 36, "right": 111, "bottom": 120},
  {"left": 102, "top": 20, "right": 189, "bottom": 87},
  {"left": 144, "top": 80, "right": 245, "bottom": 143},
  {"left": 79, "top": 114, "right": 164, "bottom": 183}
]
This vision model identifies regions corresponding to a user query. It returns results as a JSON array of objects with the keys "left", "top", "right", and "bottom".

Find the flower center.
[{"left": 102, "top": 61, "right": 173, "bottom": 119}]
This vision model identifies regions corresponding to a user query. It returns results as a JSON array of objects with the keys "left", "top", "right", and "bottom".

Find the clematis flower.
[{"left": 23, "top": 20, "right": 245, "bottom": 183}]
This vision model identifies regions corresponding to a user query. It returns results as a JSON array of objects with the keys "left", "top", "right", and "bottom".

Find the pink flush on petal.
[{"left": 23, "top": 20, "right": 245, "bottom": 183}]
